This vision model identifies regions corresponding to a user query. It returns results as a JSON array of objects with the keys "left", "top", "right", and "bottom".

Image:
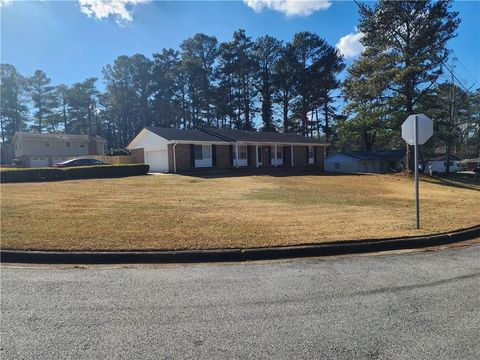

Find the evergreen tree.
[
  {"left": 350, "top": 0, "right": 460, "bottom": 169},
  {"left": 0, "top": 64, "right": 28, "bottom": 142},
  {"left": 27, "top": 70, "right": 57, "bottom": 133},
  {"left": 291, "top": 32, "right": 342, "bottom": 137},
  {"left": 228, "top": 30, "right": 259, "bottom": 130},
  {"left": 254, "top": 35, "right": 282, "bottom": 132},
  {"left": 273, "top": 44, "right": 297, "bottom": 133},
  {"left": 180, "top": 34, "right": 218, "bottom": 128},
  {"left": 152, "top": 49, "right": 184, "bottom": 128}
]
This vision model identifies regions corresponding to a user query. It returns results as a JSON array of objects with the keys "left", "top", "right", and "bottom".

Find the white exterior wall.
[
  {"left": 325, "top": 154, "right": 381, "bottom": 173},
  {"left": 127, "top": 130, "right": 171, "bottom": 172},
  {"left": 424, "top": 160, "right": 458, "bottom": 174},
  {"left": 325, "top": 154, "right": 360, "bottom": 173}
]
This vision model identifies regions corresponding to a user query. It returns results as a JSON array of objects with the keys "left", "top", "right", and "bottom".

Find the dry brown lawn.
[{"left": 1, "top": 173, "right": 479, "bottom": 251}]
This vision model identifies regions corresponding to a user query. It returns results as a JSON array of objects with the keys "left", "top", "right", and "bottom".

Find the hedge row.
[{"left": 0, "top": 164, "right": 150, "bottom": 183}]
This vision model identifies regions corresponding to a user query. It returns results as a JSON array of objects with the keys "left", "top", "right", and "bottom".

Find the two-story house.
[{"left": 13, "top": 132, "right": 106, "bottom": 167}]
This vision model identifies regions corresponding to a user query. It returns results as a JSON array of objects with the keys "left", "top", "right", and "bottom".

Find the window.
[
  {"left": 276, "top": 148, "right": 283, "bottom": 159},
  {"left": 195, "top": 145, "right": 203, "bottom": 160},
  {"left": 203, "top": 145, "right": 211, "bottom": 160},
  {"left": 44, "top": 141, "right": 50, "bottom": 147},
  {"left": 66, "top": 142, "right": 71, "bottom": 148},
  {"left": 308, "top": 146, "right": 314, "bottom": 164},
  {"left": 80, "top": 143, "right": 86, "bottom": 148},
  {"left": 239, "top": 146, "right": 247, "bottom": 160},
  {"left": 194, "top": 145, "right": 211, "bottom": 160}
]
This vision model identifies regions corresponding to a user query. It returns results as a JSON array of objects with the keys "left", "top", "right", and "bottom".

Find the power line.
[
  {"left": 455, "top": 57, "right": 479, "bottom": 87},
  {"left": 441, "top": 60, "right": 475, "bottom": 94}
]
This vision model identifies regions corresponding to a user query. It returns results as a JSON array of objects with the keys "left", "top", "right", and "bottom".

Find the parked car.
[{"left": 53, "top": 158, "right": 107, "bottom": 168}]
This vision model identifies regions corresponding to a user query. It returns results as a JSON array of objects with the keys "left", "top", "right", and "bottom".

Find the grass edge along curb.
[
  {"left": 1, "top": 225, "right": 479, "bottom": 264},
  {"left": 0, "top": 164, "right": 150, "bottom": 183}
]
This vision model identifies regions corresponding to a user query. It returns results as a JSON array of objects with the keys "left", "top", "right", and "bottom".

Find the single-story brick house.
[{"left": 127, "top": 127, "right": 327, "bottom": 173}]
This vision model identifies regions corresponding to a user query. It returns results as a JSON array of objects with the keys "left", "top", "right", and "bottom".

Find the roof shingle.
[
  {"left": 201, "top": 127, "right": 324, "bottom": 144},
  {"left": 145, "top": 127, "right": 227, "bottom": 142}
]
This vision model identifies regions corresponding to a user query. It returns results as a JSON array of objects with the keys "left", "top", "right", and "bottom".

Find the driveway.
[{"left": 1, "top": 245, "right": 479, "bottom": 359}]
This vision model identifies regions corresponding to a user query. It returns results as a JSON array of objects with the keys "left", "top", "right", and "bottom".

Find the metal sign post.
[
  {"left": 401, "top": 113, "right": 433, "bottom": 230},
  {"left": 414, "top": 115, "right": 419, "bottom": 229}
]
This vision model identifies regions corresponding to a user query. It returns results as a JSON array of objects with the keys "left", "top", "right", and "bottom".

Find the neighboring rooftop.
[
  {"left": 425, "top": 153, "right": 462, "bottom": 161},
  {"left": 14, "top": 132, "right": 106, "bottom": 142},
  {"left": 459, "top": 157, "right": 480, "bottom": 163}
]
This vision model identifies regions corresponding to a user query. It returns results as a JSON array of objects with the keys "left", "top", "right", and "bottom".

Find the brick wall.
[
  {"left": 215, "top": 145, "right": 231, "bottom": 168},
  {"left": 175, "top": 144, "right": 193, "bottom": 171},
  {"left": 293, "top": 146, "right": 307, "bottom": 168}
]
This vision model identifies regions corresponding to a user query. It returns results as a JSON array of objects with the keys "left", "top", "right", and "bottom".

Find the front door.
[{"left": 257, "top": 146, "right": 263, "bottom": 166}]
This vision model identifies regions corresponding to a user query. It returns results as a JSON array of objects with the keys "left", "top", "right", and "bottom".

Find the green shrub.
[
  {"left": 0, "top": 164, "right": 150, "bottom": 183},
  {"left": 0, "top": 168, "right": 65, "bottom": 183},
  {"left": 62, "top": 164, "right": 150, "bottom": 179}
]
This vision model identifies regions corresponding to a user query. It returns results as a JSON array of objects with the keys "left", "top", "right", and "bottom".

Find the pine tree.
[
  {"left": 0, "top": 64, "right": 28, "bottom": 142},
  {"left": 350, "top": 0, "right": 460, "bottom": 169},
  {"left": 27, "top": 70, "right": 57, "bottom": 133}
]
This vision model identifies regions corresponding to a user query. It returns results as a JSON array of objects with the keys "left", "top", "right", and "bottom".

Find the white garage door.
[
  {"left": 30, "top": 157, "right": 49, "bottom": 167},
  {"left": 145, "top": 149, "right": 169, "bottom": 172}
]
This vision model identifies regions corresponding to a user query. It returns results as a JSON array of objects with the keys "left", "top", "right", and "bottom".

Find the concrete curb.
[{"left": 1, "top": 225, "right": 479, "bottom": 264}]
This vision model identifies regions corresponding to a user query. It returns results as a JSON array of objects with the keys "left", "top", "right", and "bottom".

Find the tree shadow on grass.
[
  {"left": 177, "top": 168, "right": 370, "bottom": 179},
  {"left": 422, "top": 174, "right": 480, "bottom": 191}
]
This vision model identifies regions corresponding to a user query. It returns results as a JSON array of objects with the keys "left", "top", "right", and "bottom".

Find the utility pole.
[{"left": 446, "top": 59, "right": 456, "bottom": 176}]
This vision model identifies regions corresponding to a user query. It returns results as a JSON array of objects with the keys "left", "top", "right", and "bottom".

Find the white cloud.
[
  {"left": 336, "top": 31, "right": 365, "bottom": 58},
  {"left": 79, "top": 0, "right": 150, "bottom": 23},
  {"left": 244, "top": 0, "right": 331, "bottom": 17},
  {"left": 0, "top": 0, "right": 13, "bottom": 7}
]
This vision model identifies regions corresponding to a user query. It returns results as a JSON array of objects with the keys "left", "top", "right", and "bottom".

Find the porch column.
[
  {"left": 274, "top": 144, "right": 277, "bottom": 167},
  {"left": 255, "top": 145, "right": 259, "bottom": 168},
  {"left": 291, "top": 145, "right": 294, "bottom": 167},
  {"left": 235, "top": 144, "right": 239, "bottom": 168}
]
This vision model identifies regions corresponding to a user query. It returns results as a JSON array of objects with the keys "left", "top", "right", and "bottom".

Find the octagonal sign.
[{"left": 401, "top": 114, "right": 433, "bottom": 145}]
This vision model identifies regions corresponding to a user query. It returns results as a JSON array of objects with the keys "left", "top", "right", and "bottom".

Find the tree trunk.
[
  {"left": 0, "top": 115, "right": 4, "bottom": 143},
  {"left": 323, "top": 100, "right": 329, "bottom": 143},
  {"left": 445, "top": 142, "right": 451, "bottom": 176}
]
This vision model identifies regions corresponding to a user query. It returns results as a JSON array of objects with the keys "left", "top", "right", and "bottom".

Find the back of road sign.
[{"left": 401, "top": 114, "right": 433, "bottom": 145}]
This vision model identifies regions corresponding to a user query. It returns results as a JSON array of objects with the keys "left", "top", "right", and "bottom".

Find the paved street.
[{"left": 1, "top": 245, "right": 480, "bottom": 360}]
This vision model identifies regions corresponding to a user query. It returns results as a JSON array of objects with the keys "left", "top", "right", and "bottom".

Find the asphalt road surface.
[{"left": 1, "top": 244, "right": 480, "bottom": 360}]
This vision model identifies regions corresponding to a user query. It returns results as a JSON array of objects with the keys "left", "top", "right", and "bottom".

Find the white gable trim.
[{"left": 127, "top": 129, "right": 170, "bottom": 150}]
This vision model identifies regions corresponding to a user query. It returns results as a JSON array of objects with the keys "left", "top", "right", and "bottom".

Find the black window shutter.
[
  {"left": 306, "top": 146, "right": 309, "bottom": 163},
  {"left": 229, "top": 145, "right": 233, "bottom": 166},
  {"left": 313, "top": 147, "right": 317, "bottom": 163},
  {"left": 268, "top": 146, "right": 272, "bottom": 164},
  {"left": 212, "top": 145, "right": 217, "bottom": 167},
  {"left": 190, "top": 144, "right": 195, "bottom": 167},
  {"left": 283, "top": 146, "right": 287, "bottom": 166},
  {"left": 246, "top": 146, "right": 250, "bottom": 166}
]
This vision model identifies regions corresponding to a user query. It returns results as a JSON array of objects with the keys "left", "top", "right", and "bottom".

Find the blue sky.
[{"left": 1, "top": 0, "right": 479, "bottom": 90}]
